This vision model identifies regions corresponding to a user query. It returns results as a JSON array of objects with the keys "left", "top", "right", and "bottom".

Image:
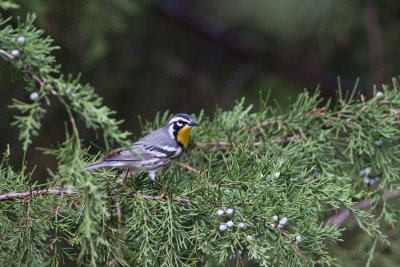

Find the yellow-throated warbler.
[{"left": 84, "top": 113, "right": 199, "bottom": 181}]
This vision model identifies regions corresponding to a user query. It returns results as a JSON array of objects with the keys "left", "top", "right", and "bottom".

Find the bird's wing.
[
  {"left": 138, "top": 126, "right": 181, "bottom": 157},
  {"left": 103, "top": 127, "right": 179, "bottom": 161}
]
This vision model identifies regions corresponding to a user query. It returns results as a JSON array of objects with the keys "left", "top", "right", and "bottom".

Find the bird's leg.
[
  {"left": 149, "top": 171, "right": 156, "bottom": 182},
  {"left": 112, "top": 170, "right": 123, "bottom": 185},
  {"left": 124, "top": 169, "right": 130, "bottom": 184},
  {"left": 150, "top": 171, "right": 167, "bottom": 198}
]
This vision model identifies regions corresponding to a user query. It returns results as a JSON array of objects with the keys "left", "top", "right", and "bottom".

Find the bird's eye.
[{"left": 178, "top": 120, "right": 184, "bottom": 124}]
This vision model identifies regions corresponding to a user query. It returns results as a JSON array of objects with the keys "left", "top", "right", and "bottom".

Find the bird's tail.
[
  {"left": 84, "top": 161, "right": 129, "bottom": 170},
  {"left": 84, "top": 161, "right": 108, "bottom": 170}
]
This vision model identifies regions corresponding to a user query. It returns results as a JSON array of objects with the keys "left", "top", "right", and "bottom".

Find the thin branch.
[
  {"left": 0, "top": 48, "right": 14, "bottom": 59},
  {"left": 0, "top": 188, "right": 197, "bottom": 204},
  {"left": 0, "top": 47, "right": 52, "bottom": 91},
  {"left": 275, "top": 227, "right": 309, "bottom": 267},
  {"left": 196, "top": 141, "right": 260, "bottom": 148},
  {"left": 249, "top": 119, "right": 282, "bottom": 132},
  {"left": 126, "top": 192, "right": 197, "bottom": 204},
  {"left": 306, "top": 107, "right": 326, "bottom": 118},
  {"left": 330, "top": 190, "right": 400, "bottom": 228},
  {"left": 274, "top": 134, "right": 302, "bottom": 146},
  {"left": 208, "top": 183, "right": 234, "bottom": 188},
  {"left": 196, "top": 141, "right": 233, "bottom": 148},
  {"left": 293, "top": 242, "right": 309, "bottom": 267},
  {"left": 26, "top": 68, "right": 45, "bottom": 88},
  {"left": 275, "top": 226, "right": 292, "bottom": 238},
  {"left": 175, "top": 161, "right": 201, "bottom": 174},
  {"left": 0, "top": 189, "right": 79, "bottom": 201}
]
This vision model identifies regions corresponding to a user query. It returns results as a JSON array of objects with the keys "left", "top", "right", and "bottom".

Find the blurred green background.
[
  {"left": 2, "top": 0, "right": 399, "bottom": 142},
  {"left": 1, "top": 1, "right": 400, "bottom": 265}
]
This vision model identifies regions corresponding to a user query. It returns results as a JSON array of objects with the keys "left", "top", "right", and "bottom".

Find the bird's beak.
[{"left": 188, "top": 121, "right": 199, "bottom": 127}]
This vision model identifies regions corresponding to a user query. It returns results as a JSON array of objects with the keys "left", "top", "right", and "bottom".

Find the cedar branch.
[
  {"left": 0, "top": 188, "right": 197, "bottom": 204},
  {"left": 175, "top": 161, "right": 201, "bottom": 174},
  {"left": 330, "top": 190, "right": 400, "bottom": 228}
]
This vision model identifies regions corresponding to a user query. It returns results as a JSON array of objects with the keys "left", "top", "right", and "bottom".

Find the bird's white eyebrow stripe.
[{"left": 168, "top": 117, "right": 190, "bottom": 124}]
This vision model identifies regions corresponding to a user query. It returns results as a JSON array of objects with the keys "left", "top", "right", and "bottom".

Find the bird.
[{"left": 84, "top": 113, "right": 199, "bottom": 182}]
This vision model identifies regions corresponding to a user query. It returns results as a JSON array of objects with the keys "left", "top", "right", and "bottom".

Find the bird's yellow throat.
[{"left": 177, "top": 126, "right": 193, "bottom": 148}]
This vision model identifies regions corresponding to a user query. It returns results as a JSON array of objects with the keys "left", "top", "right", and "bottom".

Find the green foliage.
[
  {"left": 0, "top": 11, "right": 130, "bottom": 152},
  {"left": 1, "top": 3, "right": 400, "bottom": 267},
  {"left": 0, "top": 0, "right": 18, "bottom": 10},
  {"left": 9, "top": 98, "right": 46, "bottom": 150}
]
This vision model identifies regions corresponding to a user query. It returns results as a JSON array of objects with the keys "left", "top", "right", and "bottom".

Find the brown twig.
[
  {"left": 249, "top": 119, "right": 282, "bottom": 132},
  {"left": 275, "top": 226, "right": 292, "bottom": 238},
  {"left": 196, "top": 141, "right": 261, "bottom": 148},
  {"left": 1, "top": 186, "right": 316, "bottom": 267},
  {"left": 126, "top": 192, "right": 197, "bottom": 204},
  {"left": 26, "top": 68, "right": 46, "bottom": 88},
  {"left": 306, "top": 107, "right": 326, "bottom": 118},
  {"left": 0, "top": 187, "right": 198, "bottom": 205},
  {"left": 275, "top": 227, "right": 309, "bottom": 267},
  {"left": 175, "top": 161, "right": 201, "bottom": 174},
  {"left": 293, "top": 242, "right": 309, "bottom": 267},
  {"left": 274, "top": 134, "right": 302, "bottom": 146},
  {"left": 0, "top": 189, "right": 80, "bottom": 201},
  {"left": 239, "top": 201, "right": 253, "bottom": 206},
  {"left": 0, "top": 48, "right": 51, "bottom": 90},
  {"left": 0, "top": 48, "right": 14, "bottom": 59},
  {"left": 330, "top": 190, "right": 400, "bottom": 228},
  {"left": 196, "top": 141, "right": 233, "bottom": 148}
]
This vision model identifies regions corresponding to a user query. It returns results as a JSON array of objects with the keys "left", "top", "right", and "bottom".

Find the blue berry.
[
  {"left": 296, "top": 235, "right": 304, "bottom": 243},
  {"left": 11, "top": 49, "right": 19, "bottom": 56},
  {"left": 219, "top": 224, "right": 227, "bottom": 231},
  {"left": 30, "top": 92, "right": 39, "bottom": 101},
  {"left": 17, "top": 36, "right": 25, "bottom": 43}
]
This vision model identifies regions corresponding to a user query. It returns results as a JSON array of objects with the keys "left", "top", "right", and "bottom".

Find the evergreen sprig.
[
  {"left": 1, "top": 2, "right": 400, "bottom": 266},
  {"left": 0, "top": 12, "right": 130, "bottom": 152}
]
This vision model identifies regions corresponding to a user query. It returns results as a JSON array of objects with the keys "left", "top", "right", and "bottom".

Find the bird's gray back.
[{"left": 105, "top": 125, "right": 182, "bottom": 163}]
